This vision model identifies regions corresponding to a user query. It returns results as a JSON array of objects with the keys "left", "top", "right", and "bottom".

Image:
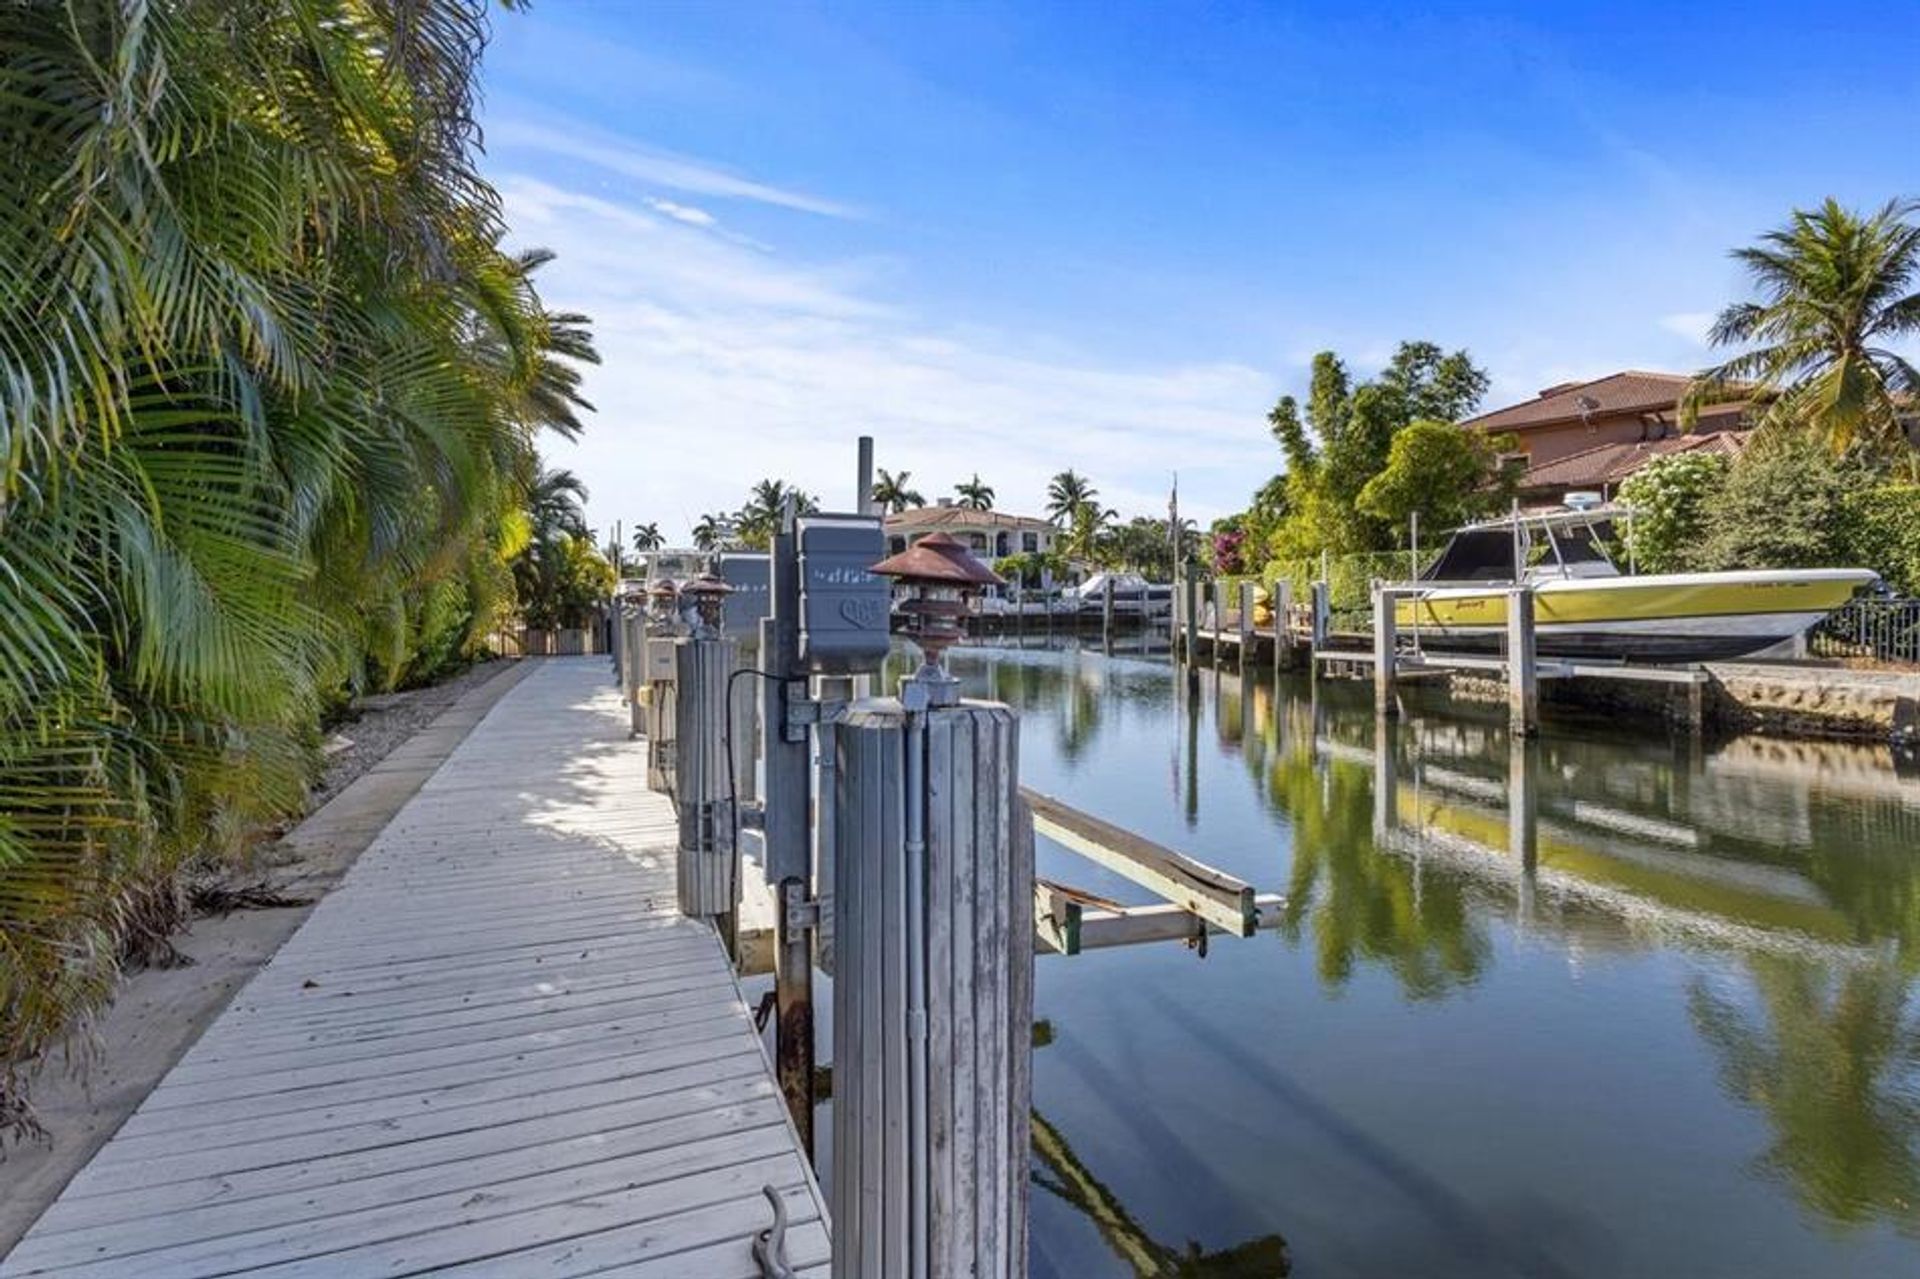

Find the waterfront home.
[
  {"left": 1464, "top": 370, "right": 1752, "bottom": 505},
  {"left": 884, "top": 501, "right": 1059, "bottom": 559}
]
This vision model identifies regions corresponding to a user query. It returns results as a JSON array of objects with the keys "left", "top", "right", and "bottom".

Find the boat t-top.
[{"left": 1398, "top": 503, "right": 1876, "bottom": 663}]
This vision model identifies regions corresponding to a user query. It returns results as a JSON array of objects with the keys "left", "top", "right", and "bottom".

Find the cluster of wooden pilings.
[{"left": 1170, "top": 574, "right": 1709, "bottom": 737}]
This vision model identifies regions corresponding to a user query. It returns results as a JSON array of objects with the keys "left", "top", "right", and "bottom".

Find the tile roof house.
[
  {"left": 883, "top": 501, "right": 1058, "bottom": 559},
  {"left": 1463, "top": 370, "right": 1753, "bottom": 504}
]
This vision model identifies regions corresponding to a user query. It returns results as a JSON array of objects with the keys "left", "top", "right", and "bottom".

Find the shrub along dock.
[{"left": 1, "top": 659, "right": 825, "bottom": 1279}]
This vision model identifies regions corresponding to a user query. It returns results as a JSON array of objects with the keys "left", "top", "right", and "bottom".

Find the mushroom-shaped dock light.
[
  {"left": 680, "top": 572, "right": 734, "bottom": 638},
  {"left": 646, "top": 580, "right": 681, "bottom": 631},
  {"left": 870, "top": 532, "right": 1003, "bottom": 704}
]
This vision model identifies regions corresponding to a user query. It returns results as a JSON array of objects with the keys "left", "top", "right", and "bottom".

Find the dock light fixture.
[
  {"left": 645, "top": 580, "right": 681, "bottom": 632},
  {"left": 870, "top": 531, "right": 1003, "bottom": 708},
  {"left": 680, "top": 572, "right": 733, "bottom": 639}
]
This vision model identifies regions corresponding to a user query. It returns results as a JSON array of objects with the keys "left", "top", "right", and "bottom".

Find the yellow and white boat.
[{"left": 1395, "top": 506, "right": 1876, "bottom": 663}]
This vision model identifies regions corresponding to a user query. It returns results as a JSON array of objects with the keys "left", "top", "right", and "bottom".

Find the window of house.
[{"left": 1023, "top": 532, "right": 1039, "bottom": 553}]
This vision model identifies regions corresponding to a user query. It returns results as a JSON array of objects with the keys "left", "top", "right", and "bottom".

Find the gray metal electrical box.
[
  {"left": 716, "top": 552, "right": 772, "bottom": 638},
  {"left": 796, "top": 513, "right": 889, "bottom": 674}
]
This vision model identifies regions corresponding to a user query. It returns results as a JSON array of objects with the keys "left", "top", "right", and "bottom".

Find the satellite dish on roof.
[{"left": 1576, "top": 394, "right": 1601, "bottom": 429}]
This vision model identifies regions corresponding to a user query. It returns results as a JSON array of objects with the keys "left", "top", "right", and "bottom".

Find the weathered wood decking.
[{"left": 3, "top": 658, "right": 827, "bottom": 1278}]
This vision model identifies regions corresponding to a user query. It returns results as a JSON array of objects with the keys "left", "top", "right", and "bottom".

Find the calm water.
[{"left": 944, "top": 641, "right": 1920, "bottom": 1279}]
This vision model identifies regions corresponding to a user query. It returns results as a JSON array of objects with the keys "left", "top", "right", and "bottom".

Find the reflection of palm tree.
[
  {"left": 1690, "top": 956, "right": 1920, "bottom": 1231},
  {"left": 1032, "top": 1110, "right": 1290, "bottom": 1275}
]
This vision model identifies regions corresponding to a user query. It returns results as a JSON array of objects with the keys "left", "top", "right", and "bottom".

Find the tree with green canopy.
[
  {"left": 1355, "top": 420, "right": 1521, "bottom": 541},
  {"left": 631, "top": 522, "right": 665, "bottom": 554},
  {"left": 1686, "top": 198, "right": 1920, "bottom": 463}
]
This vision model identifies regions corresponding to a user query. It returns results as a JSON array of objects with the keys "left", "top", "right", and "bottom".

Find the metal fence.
[{"left": 1811, "top": 597, "right": 1920, "bottom": 666}]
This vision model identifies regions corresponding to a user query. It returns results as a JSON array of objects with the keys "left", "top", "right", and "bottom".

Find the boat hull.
[{"left": 1393, "top": 570, "right": 1875, "bottom": 663}]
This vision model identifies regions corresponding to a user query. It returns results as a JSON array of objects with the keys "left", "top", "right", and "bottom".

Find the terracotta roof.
[
  {"left": 1517, "top": 429, "right": 1748, "bottom": 493},
  {"left": 884, "top": 506, "right": 1055, "bottom": 534},
  {"left": 1466, "top": 370, "right": 1707, "bottom": 434}
]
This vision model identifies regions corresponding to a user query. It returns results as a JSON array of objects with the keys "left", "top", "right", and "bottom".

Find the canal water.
[{"left": 945, "top": 642, "right": 1920, "bottom": 1279}]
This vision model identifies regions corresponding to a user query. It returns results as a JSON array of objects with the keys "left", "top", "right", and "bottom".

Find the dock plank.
[{"left": 2, "top": 658, "right": 827, "bottom": 1278}]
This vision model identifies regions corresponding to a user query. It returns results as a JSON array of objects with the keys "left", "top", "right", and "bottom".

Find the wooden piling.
[
  {"left": 1373, "top": 586, "right": 1399, "bottom": 718},
  {"left": 1182, "top": 567, "right": 1199, "bottom": 665},
  {"left": 674, "top": 637, "right": 738, "bottom": 935},
  {"left": 1238, "top": 580, "right": 1256, "bottom": 667},
  {"left": 1272, "top": 580, "right": 1294, "bottom": 674},
  {"left": 1506, "top": 586, "right": 1538, "bottom": 737},
  {"left": 833, "top": 699, "right": 1032, "bottom": 1279},
  {"left": 1102, "top": 577, "right": 1115, "bottom": 653}
]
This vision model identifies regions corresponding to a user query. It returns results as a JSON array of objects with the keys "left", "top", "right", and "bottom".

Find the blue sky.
[{"left": 478, "top": 2, "right": 1920, "bottom": 539}]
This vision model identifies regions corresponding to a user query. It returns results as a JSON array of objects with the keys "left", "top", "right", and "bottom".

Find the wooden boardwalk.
[{"left": 3, "top": 658, "right": 827, "bottom": 1278}]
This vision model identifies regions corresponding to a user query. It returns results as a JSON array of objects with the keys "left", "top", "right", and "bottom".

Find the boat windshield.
[
  {"left": 1419, "top": 528, "right": 1516, "bottom": 582},
  {"left": 1420, "top": 513, "right": 1624, "bottom": 584}
]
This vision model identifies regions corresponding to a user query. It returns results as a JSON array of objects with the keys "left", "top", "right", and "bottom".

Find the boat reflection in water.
[{"left": 945, "top": 643, "right": 1920, "bottom": 1279}]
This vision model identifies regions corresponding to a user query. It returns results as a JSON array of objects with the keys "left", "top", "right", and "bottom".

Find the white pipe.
[{"left": 903, "top": 705, "right": 929, "bottom": 1279}]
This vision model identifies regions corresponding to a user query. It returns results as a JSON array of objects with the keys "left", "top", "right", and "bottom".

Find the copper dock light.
[{"left": 869, "top": 532, "right": 1004, "bottom": 708}]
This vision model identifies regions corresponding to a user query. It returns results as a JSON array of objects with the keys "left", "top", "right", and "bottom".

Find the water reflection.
[{"left": 949, "top": 643, "right": 1920, "bottom": 1264}]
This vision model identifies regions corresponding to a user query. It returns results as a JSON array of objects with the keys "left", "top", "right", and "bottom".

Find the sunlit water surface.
[{"left": 940, "top": 641, "right": 1920, "bottom": 1279}]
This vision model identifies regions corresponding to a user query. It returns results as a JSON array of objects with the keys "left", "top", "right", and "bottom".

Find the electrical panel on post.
[{"left": 795, "top": 513, "right": 889, "bottom": 675}]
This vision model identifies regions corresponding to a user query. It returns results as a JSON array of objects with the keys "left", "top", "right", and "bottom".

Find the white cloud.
[
  {"left": 1658, "top": 311, "right": 1716, "bottom": 346},
  {"left": 497, "top": 176, "right": 1272, "bottom": 542},
  {"left": 645, "top": 198, "right": 717, "bottom": 229},
  {"left": 489, "top": 121, "right": 859, "bottom": 219}
]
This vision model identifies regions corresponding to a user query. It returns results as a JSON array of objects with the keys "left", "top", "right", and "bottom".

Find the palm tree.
[
  {"left": 0, "top": 0, "right": 598, "bottom": 1130},
  {"left": 954, "top": 474, "right": 996, "bottom": 509},
  {"left": 691, "top": 513, "right": 731, "bottom": 552},
  {"left": 526, "top": 467, "right": 590, "bottom": 543},
  {"left": 871, "top": 468, "right": 925, "bottom": 513},
  {"left": 631, "top": 522, "right": 664, "bottom": 554},
  {"left": 1065, "top": 503, "right": 1118, "bottom": 561},
  {"left": 1046, "top": 470, "right": 1099, "bottom": 526},
  {"left": 733, "top": 479, "right": 820, "bottom": 547},
  {"left": 1687, "top": 198, "right": 1920, "bottom": 456}
]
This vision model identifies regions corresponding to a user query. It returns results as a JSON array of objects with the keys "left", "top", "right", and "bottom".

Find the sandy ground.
[{"left": 0, "top": 657, "right": 545, "bottom": 1256}]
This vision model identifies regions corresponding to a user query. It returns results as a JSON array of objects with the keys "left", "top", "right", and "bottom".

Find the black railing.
[{"left": 1811, "top": 597, "right": 1920, "bottom": 666}]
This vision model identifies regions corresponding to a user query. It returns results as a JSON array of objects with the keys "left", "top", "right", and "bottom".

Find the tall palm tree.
[
  {"left": 955, "top": 474, "right": 996, "bottom": 509},
  {"left": 631, "top": 522, "right": 664, "bottom": 554},
  {"left": 1687, "top": 198, "right": 1920, "bottom": 456},
  {"left": 871, "top": 468, "right": 925, "bottom": 513},
  {"left": 1046, "top": 470, "right": 1099, "bottom": 526}
]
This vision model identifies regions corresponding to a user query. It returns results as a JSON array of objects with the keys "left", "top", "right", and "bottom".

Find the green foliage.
[
  {"left": 1618, "top": 452, "right": 1731, "bottom": 573},
  {"left": 954, "top": 474, "right": 995, "bottom": 509},
  {"left": 1688, "top": 198, "right": 1920, "bottom": 461},
  {"left": 0, "top": 1, "right": 593, "bottom": 1127},
  {"left": 1045, "top": 470, "right": 1100, "bottom": 526},
  {"left": 1700, "top": 435, "right": 1867, "bottom": 571},
  {"left": 1844, "top": 485, "right": 1920, "bottom": 594},
  {"left": 994, "top": 550, "right": 1069, "bottom": 588},
  {"left": 733, "top": 480, "right": 820, "bottom": 550},
  {"left": 1265, "top": 341, "right": 1492, "bottom": 560},
  {"left": 1355, "top": 420, "right": 1520, "bottom": 538},
  {"left": 871, "top": 468, "right": 923, "bottom": 514},
  {"left": 1102, "top": 516, "right": 1179, "bottom": 578}
]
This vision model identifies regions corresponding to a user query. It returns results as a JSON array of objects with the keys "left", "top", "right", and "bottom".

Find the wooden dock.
[{"left": 2, "top": 658, "right": 826, "bottom": 1279}]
